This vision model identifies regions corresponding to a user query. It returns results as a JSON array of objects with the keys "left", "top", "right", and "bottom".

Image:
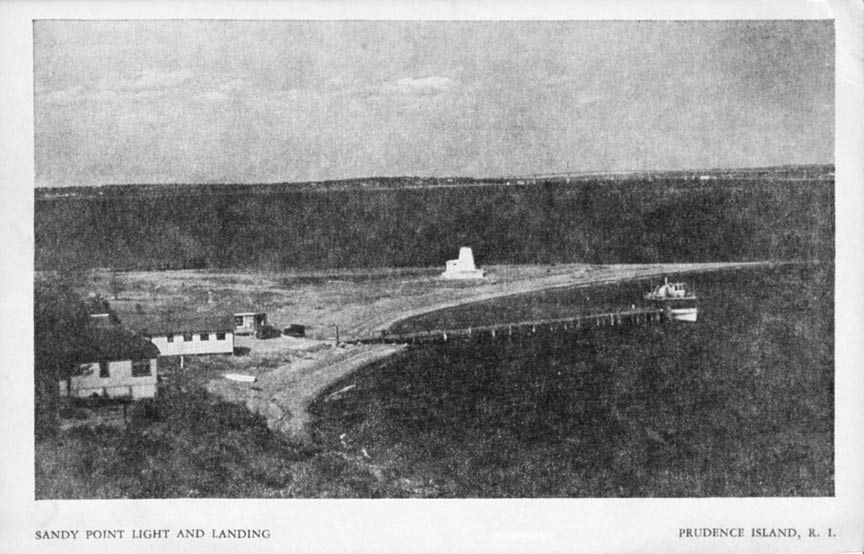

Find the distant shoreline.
[{"left": 35, "top": 163, "right": 834, "bottom": 198}]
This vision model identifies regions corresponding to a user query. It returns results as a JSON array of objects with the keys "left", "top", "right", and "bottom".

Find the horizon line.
[{"left": 35, "top": 162, "right": 835, "bottom": 190}]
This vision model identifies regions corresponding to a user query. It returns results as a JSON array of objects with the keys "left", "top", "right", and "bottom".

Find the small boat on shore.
[{"left": 644, "top": 278, "right": 699, "bottom": 322}]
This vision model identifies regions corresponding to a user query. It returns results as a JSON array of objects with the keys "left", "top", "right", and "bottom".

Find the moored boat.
[{"left": 644, "top": 278, "right": 699, "bottom": 322}]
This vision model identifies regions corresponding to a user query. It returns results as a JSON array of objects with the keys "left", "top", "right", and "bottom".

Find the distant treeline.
[{"left": 35, "top": 172, "right": 834, "bottom": 271}]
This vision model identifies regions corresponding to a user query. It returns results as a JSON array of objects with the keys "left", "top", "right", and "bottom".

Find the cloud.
[
  {"left": 197, "top": 90, "right": 230, "bottom": 103},
  {"left": 38, "top": 86, "right": 122, "bottom": 105},
  {"left": 545, "top": 74, "right": 605, "bottom": 104},
  {"left": 545, "top": 74, "right": 579, "bottom": 87},
  {"left": 96, "top": 69, "right": 194, "bottom": 92},
  {"left": 39, "top": 68, "right": 195, "bottom": 105},
  {"left": 219, "top": 78, "right": 250, "bottom": 94},
  {"left": 38, "top": 86, "right": 84, "bottom": 105},
  {"left": 195, "top": 78, "right": 258, "bottom": 103},
  {"left": 391, "top": 76, "right": 456, "bottom": 95}
]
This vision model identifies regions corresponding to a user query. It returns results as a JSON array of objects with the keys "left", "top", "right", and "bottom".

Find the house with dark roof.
[
  {"left": 120, "top": 312, "right": 235, "bottom": 357},
  {"left": 60, "top": 328, "right": 160, "bottom": 400}
]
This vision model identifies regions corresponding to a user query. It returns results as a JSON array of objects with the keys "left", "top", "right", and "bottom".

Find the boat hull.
[
  {"left": 666, "top": 307, "right": 698, "bottom": 322},
  {"left": 644, "top": 280, "right": 698, "bottom": 322}
]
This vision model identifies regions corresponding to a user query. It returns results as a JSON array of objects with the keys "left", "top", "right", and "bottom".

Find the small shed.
[
  {"left": 60, "top": 328, "right": 160, "bottom": 400},
  {"left": 233, "top": 312, "right": 267, "bottom": 335}
]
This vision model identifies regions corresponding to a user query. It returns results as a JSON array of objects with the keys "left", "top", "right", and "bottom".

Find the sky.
[{"left": 34, "top": 20, "right": 834, "bottom": 187}]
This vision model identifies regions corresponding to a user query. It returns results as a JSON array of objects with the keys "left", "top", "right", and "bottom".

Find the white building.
[
  {"left": 441, "top": 247, "right": 486, "bottom": 280},
  {"left": 233, "top": 312, "right": 267, "bottom": 336},
  {"left": 121, "top": 312, "right": 235, "bottom": 357},
  {"left": 60, "top": 328, "right": 160, "bottom": 400}
]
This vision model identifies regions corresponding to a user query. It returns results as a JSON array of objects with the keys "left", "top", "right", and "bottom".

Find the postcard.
[{"left": 2, "top": 1, "right": 862, "bottom": 553}]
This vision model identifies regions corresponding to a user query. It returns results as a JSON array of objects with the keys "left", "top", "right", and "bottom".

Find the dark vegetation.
[
  {"left": 34, "top": 277, "right": 143, "bottom": 439},
  {"left": 34, "top": 276, "right": 92, "bottom": 438},
  {"left": 35, "top": 167, "right": 833, "bottom": 271},
  {"left": 311, "top": 264, "right": 833, "bottom": 497},
  {"left": 35, "top": 387, "right": 404, "bottom": 499}
]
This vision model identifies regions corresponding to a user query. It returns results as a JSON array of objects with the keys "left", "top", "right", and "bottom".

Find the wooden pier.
[{"left": 357, "top": 306, "right": 667, "bottom": 345}]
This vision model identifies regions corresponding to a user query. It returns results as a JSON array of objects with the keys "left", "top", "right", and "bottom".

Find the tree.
[{"left": 34, "top": 275, "right": 90, "bottom": 438}]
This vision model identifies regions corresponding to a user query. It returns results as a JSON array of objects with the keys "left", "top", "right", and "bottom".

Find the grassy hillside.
[{"left": 35, "top": 168, "right": 833, "bottom": 271}]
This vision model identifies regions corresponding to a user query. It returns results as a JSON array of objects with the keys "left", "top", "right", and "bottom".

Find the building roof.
[
  {"left": 77, "top": 327, "right": 160, "bottom": 362},
  {"left": 203, "top": 296, "right": 267, "bottom": 317},
  {"left": 119, "top": 312, "right": 235, "bottom": 336}
]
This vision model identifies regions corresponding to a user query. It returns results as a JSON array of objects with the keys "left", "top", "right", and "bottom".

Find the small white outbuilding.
[{"left": 441, "top": 247, "right": 486, "bottom": 280}]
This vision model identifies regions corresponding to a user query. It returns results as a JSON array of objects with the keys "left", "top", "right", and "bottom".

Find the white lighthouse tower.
[{"left": 440, "top": 247, "right": 486, "bottom": 280}]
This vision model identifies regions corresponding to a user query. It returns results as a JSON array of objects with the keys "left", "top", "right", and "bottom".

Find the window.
[
  {"left": 216, "top": 332, "right": 226, "bottom": 341},
  {"left": 183, "top": 332, "right": 193, "bottom": 342},
  {"left": 99, "top": 361, "right": 109, "bottom": 378},
  {"left": 234, "top": 316, "right": 244, "bottom": 327},
  {"left": 167, "top": 334, "right": 174, "bottom": 343},
  {"left": 131, "top": 359, "right": 151, "bottom": 377},
  {"left": 200, "top": 332, "right": 209, "bottom": 341}
]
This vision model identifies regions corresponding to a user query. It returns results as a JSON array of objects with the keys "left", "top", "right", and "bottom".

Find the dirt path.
[{"left": 206, "top": 343, "right": 404, "bottom": 440}]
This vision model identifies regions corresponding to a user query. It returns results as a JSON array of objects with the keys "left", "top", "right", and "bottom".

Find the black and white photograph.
[{"left": 3, "top": 1, "right": 863, "bottom": 553}]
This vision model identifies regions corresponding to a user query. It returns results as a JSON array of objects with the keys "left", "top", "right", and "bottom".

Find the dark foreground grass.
[
  {"left": 35, "top": 385, "right": 402, "bottom": 499},
  {"left": 311, "top": 264, "right": 833, "bottom": 497}
]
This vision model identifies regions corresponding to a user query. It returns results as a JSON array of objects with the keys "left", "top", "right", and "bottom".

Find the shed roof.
[
  {"left": 203, "top": 296, "right": 266, "bottom": 316},
  {"left": 120, "top": 312, "right": 235, "bottom": 335},
  {"left": 77, "top": 327, "right": 160, "bottom": 362}
]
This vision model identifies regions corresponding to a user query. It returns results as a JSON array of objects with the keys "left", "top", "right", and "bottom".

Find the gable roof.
[
  {"left": 119, "top": 312, "right": 235, "bottom": 336},
  {"left": 77, "top": 327, "right": 160, "bottom": 362}
]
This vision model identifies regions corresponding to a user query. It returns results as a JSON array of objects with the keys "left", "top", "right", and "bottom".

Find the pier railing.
[{"left": 355, "top": 306, "right": 667, "bottom": 345}]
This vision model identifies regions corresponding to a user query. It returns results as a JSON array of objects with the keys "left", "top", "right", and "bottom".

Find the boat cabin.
[{"left": 644, "top": 278, "right": 693, "bottom": 300}]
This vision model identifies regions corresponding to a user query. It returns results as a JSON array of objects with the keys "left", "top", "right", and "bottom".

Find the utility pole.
[{"left": 110, "top": 268, "right": 120, "bottom": 300}]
